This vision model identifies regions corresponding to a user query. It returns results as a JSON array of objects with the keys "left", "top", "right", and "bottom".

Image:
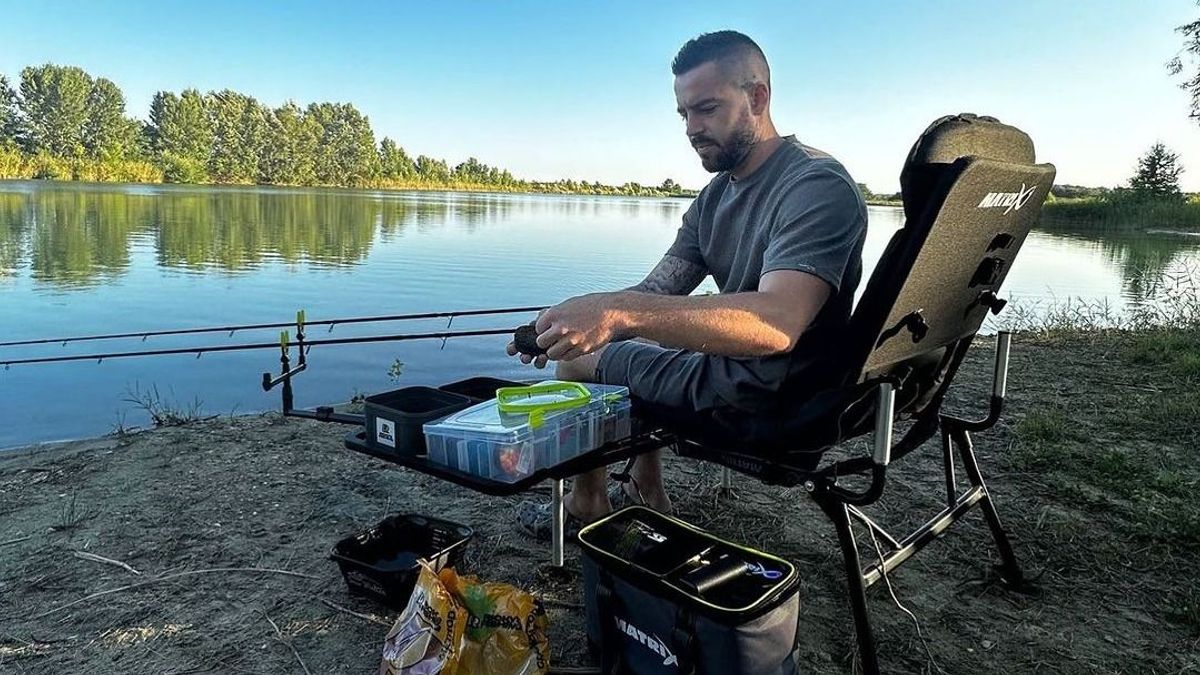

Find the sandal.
[
  {"left": 607, "top": 482, "right": 645, "bottom": 511},
  {"left": 515, "top": 499, "right": 586, "bottom": 542}
]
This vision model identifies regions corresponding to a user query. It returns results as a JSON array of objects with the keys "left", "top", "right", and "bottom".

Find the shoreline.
[
  {"left": 2, "top": 330, "right": 1198, "bottom": 673},
  {"left": 0, "top": 175, "right": 700, "bottom": 200}
]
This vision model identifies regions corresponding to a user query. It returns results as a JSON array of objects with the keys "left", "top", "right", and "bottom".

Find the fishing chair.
[{"left": 636, "top": 113, "right": 1056, "bottom": 674}]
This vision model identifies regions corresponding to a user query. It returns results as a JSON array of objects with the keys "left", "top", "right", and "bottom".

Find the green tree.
[
  {"left": 19, "top": 64, "right": 93, "bottom": 156},
  {"left": 83, "top": 77, "right": 139, "bottom": 160},
  {"left": 453, "top": 156, "right": 490, "bottom": 183},
  {"left": 307, "top": 102, "right": 379, "bottom": 186},
  {"left": 1170, "top": 6, "right": 1200, "bottom": 122},
  {"left": 261, "top": 102, "right": 320, "bottom": 185},
  {"left": 415, "top": 154, "right": 450, "bottom": 182},
  {"left": 378, "top": 137, "right": 415, "bottom": 181},
  {"left": 147, "top": 91, "right": 172, "bottom": 152},
  {"left": 206, "top": 90, "right": 268, "bottom": 183},
  {"left": 1129, "top": 142, "right": 1184, "bottom": 201},
  {"left": 1050, "top": 184, "right": 1110, "bottom": 200},
  {"left": 149, "top": 89, "right": 213, "bottom": 165},
  {"left": 0, "top": 74, "right": 20, "bottom": 147}
]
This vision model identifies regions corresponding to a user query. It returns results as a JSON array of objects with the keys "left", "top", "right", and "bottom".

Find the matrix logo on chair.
[
  {"left": 614, "top": 616, "right": 678, "bottom": 667},
  {"left": 976, "top": 184, "right": 1039, "bottom": 214}
]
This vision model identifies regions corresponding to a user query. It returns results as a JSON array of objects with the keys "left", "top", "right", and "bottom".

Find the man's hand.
[
  {"left": 506, "top": 311, "right": 550, "bottom": 368},
  {"left": 505, "top": 340, "right": 550, "bottom": 368},
  {"left": 534, "top": 292, "right": 626, "bottom": 362}
]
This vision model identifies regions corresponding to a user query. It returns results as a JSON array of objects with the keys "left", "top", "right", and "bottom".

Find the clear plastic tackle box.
[{"left": 423, "top": 381, "right": 633, "bottom": 483}]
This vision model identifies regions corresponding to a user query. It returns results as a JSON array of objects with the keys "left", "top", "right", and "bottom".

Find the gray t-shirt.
[{"left": 665, "top": 135, "right": 867, "bottom": 406}]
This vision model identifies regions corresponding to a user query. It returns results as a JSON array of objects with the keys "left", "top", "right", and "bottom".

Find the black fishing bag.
[{"left": 579, "top": 506, "right": 801, "bottom": 674}]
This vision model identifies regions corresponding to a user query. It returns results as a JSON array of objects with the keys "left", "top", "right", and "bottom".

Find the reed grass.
[{"left": 1042, "top": 197, "right": 1200, "bottom": 231}]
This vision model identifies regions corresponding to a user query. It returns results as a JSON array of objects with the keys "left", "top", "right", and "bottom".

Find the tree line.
[
  {"left": 1048, "top": 143, "right": 1186, "bottom": 203},
  {"left": 1040, "top": 143, "right": 1196, "bottom": 231},
  {"left": 0, "top": 64, "right": 691, "bottom": 197}
]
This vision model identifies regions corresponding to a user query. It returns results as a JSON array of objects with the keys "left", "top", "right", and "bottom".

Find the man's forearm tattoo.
[{"left": 629, "top": 255, "right": 708, "bottom": 295}]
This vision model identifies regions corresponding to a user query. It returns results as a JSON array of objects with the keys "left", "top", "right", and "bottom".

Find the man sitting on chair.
[{"left": 511, "top": 30, "right": 868, "bottom": 539}]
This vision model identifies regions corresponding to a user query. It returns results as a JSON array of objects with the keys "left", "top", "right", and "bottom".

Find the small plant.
[
  {"left": 387, "top": 358, "right": 405, "bottom": 382},
  {"left": 1001, "top": 264, "right": 1200, "bottom": 335},
  {"left": 109, "top": 411, "right": 130, "bottom": 437},
  {"left": 999, "top": 296, "right": 1122, "bottom": 334},
  {"left": 51, "top": 489, "right": 96, "bottom": 534},
  {"left": 1128, "top": 265, "right": 1200, "bottom": 330},
  {"left": 122, "top": 382, "right": 205, "bottom": 427}
]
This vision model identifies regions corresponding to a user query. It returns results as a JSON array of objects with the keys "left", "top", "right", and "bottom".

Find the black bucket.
[
  {"left": 330, "top": 514, "right": 474, "bottom": 608},
  {"left": 438, "top": 376, "right": 526, "bottom": 402},
  {"left": 363, "top": 386, "right": 472, "bottom": 454}
]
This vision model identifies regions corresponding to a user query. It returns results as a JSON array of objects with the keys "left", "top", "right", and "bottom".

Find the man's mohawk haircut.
[{"left": 672, "top": 30, "right": 768, "bottom": 80}]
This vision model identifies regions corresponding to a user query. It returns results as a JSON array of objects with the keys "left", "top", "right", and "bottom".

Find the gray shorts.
[{"left": 594, "top": 341, "right": 778, "bottom": 413}]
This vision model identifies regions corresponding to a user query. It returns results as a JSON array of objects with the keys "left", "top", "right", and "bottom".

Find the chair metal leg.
[
  {"left": 817, "top": 495, "right": 880, "bottom": 675},
  {"left": 941, "top": 429, "right": 958, "bottom": 507},
  {"left": 551, "top": 478, "right": 565, "bottom": 567},
  {"left": 951, "top": 427, "right": 1023, "bottom": 585}
]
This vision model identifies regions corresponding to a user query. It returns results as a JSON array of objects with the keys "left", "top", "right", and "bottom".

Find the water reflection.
[
  {"left": 0, "top": 184, "right": 548, "bottom": 286},
  {"left": 153, "top": 190, "right": 381, "bottom": 270},
  {"left": 0, "top": 183, "right": 704, "bottom": 289},
  {"left": 0, "top": 193, "right": 25, "bottom": 277},
  {"left": 1035, "top": 227, "right": 1200, "bottom": 302},
  {"left": 3, "top": 182, "right": 1199, "bottom": 301},
  {"left": 28, "top": 188, "right": 151, "bottom": 285}
]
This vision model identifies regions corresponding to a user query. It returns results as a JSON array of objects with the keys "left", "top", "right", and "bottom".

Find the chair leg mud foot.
[{"left": 992, "top": 563, "right": 1042, "bottom": 596}]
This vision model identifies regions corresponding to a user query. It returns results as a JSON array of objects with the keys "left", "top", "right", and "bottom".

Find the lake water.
[{"left": 3, "top": 181, "right": 1199, "bottom": 450}]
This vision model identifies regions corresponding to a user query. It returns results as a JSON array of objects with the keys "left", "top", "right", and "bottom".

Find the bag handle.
[{"left": 496, "top": 381, "right": 592, "bottom": 428}]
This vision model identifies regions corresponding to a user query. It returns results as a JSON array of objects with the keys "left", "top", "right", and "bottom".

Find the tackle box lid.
[{"left": 424, "top": 381, "right": 629, "bottom": 438}]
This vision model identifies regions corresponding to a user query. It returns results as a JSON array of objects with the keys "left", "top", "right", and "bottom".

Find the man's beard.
[{"left": 694, "top": 122, "right": 756, "bottom": 173}]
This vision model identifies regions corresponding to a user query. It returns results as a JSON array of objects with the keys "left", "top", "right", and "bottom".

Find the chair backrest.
[{"left": 841, "top": 114, "right": 1056, "bottom": 410}]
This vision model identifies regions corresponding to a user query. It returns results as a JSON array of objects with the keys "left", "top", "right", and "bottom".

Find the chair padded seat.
[{"left": 632, "top": 382, "right": 884, "bottom": 478}]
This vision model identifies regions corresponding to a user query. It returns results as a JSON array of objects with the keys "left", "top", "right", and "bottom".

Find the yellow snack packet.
[{"left": 379, "top": 564, "right": 466, "bottom": 675}]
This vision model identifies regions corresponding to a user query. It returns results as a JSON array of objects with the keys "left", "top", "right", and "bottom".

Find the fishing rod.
[
  {"left": 0, "top": 327, "right": 523, "bottom": 368},
  {"left": 260, "top": 311, "right": 533, "bottom": 425},
  {"left": 2, "top": 308, "right": 545, "bottom": 426},
  {"left": 0, "top": 305, "right": 546, "bottom": 348}
]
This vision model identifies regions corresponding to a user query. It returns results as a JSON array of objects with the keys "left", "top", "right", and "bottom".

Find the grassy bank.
[
  {"left": 995, "top": 279, "right": 1200, "bottom": 641},
  {"left": 1041, "top": 196, "right": 1200, "bottom": 231},
  {"left": 1004, "top": 327, "right": 1200, "bottom": 647},
  {"left": 0, "top": 145, "right": 696, "bottom": 198},
  {"left": 0, "top": 148, "right": 162, "bottom": 184},
  {"left": 1009, "top": 329, "right": 1200, "bottom": 545}
]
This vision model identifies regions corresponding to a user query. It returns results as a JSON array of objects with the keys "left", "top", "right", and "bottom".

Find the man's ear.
[{"left": 749, "top": 82, "right": 770, "bottom": 116}]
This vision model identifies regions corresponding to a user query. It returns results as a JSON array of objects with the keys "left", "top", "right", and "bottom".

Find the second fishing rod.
[
  {"left": 0, "top": 307, "right": 547, "bottom": 368},
  {"left": 0, "top": 305, "right": 547, "bottom": 349}
]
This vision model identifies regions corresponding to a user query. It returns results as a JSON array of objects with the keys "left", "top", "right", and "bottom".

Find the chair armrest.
[
  {"left": 872, "top": 382, "right": 895, "bottom": 466},
  {"left": 942, "top": 332, "right": 1011, "bottom": 432},
  {"left": 815, "top": 381, "right": 896, "bottom": 506}
]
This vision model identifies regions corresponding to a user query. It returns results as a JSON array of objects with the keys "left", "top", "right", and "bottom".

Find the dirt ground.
[{"left": 1, "top": 333, "right": 1198, "bottom": 674}]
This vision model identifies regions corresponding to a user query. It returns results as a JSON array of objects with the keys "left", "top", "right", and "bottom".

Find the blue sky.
[{"left": 1, "top": 1, "right": 1197, "bottom": 191}]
